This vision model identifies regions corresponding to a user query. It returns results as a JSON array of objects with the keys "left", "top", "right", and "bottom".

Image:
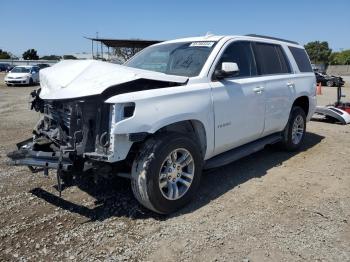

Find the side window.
[
  {"left": 275, "top": 46, "right": 291, "bottom": 73},
  {"left": 254, "top": 43, "right": 291, "bottom": 75},
  {"left": 216, "top": 41, "right": 257, "bottom": 77},
  {"left": 288, "top": 46, "right": 313, "bottom": 72}
]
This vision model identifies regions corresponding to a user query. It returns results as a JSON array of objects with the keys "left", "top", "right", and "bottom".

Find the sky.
[{"left": 1, "top": 0, "right": 349, "bottom": 57}]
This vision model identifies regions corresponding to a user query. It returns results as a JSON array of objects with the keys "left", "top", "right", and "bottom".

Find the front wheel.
[
  {"left": 280, "top": 106, "right": 306, "bottom": 151},
  {"left": 131, "top": 133, "right": 203, "bottom": 214}
]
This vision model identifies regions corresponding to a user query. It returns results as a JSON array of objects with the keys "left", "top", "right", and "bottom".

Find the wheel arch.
[
  {"left": 154, "top": 119, "right": 208, "bottom": 158},
  {"left": 292, "top": 95, "right": 309, "bottom": 118}
]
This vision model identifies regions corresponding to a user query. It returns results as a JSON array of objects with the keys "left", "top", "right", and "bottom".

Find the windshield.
[
  {"left": 11, "top": 67, "right": 30, "bottom": 73},
  {"left": 125, "top": 41, "right": 217, "bottom": 77}
]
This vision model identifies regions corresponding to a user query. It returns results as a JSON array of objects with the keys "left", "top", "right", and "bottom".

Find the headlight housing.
[{"left": 112, "top": 102, "right": 135, "bottom": 123}]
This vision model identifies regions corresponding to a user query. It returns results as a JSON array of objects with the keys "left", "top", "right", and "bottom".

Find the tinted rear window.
[
  {"left": 254, "top": 43, "right": 291, "bottom": 75},
  {"left": 288, "top": 46, "right": 313, "bottom": 72}
]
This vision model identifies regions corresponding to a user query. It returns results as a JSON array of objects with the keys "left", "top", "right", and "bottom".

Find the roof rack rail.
[{"left": 246, "top": 34, "right": 299, "bottom": 45}]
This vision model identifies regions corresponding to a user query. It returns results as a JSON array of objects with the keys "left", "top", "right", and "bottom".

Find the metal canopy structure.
[
  {"left": 85, "top": 37, "right": 162, "bottom": 48},
  {"left": 84, "top": 37, "right": 163, "bottom": 61}
]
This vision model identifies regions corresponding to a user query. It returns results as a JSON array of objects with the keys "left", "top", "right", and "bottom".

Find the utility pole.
[
  {"left": 91, "top": 39, "right": 94, "bottom": 59},
  {"left": 96, "top": 32, "right": 99, "bottom": 59}
]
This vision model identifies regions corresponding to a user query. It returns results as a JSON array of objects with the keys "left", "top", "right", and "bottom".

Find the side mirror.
[{"left": 214, "top": 62, "right": 239, "bottom": 80}]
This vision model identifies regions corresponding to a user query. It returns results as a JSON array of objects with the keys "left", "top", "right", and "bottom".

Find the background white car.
[{"left": 4, "top": 65, "right": 40, "bottom": 86}]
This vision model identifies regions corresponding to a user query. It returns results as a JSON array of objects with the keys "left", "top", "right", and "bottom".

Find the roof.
[
  {"left": 160, "top": 34, "right": 300, "bottom": 46},
  {"left": 162, "top": 35, "right": 224, "bottom": 44},
  {"left": 84, "top": 37, "right": 162, "bottom": 48}
]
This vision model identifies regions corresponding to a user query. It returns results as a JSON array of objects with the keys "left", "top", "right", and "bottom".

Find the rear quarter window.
[{"left": 288, "top": 46, "right": 313, "bottom": 72}]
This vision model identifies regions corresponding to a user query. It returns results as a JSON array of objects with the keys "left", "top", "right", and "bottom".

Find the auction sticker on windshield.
[{"left": 189, "top": 42, "right": 215, "bottom": 47}]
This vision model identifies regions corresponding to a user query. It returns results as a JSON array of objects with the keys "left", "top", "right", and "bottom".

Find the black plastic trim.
[{"left": 204, "top": 133, "right": 282, "bottom": 169}]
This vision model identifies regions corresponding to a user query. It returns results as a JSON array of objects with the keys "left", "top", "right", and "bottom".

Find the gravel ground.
[{"left": 0, "top": 73, "right": 349, "bottom": 261}]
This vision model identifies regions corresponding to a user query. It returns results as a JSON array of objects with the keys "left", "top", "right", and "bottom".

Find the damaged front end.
[
  {"left": 8, "top": 89, "right": 113, "bottom": 194},
  {"left": 7, "top": 60, "right": 189, "bottom": 195}
]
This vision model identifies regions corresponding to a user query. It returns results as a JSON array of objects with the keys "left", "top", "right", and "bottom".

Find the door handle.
[
  {"left": 287, "top": 82, "right": 295, "bottom": 88},
  {"left": 253, "top": 86, "right": 264, "bottom": 93}
]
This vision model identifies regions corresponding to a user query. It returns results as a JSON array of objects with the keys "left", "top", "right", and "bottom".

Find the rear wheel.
[
  {"left": 326, "top": 80, "right": 334, "bottom": 87},
  {"left": 280, "top": 106, "right": 306, "bottom": 151},
  {"left": 131, "top": 133, "right": 203, "bottom": 214}
]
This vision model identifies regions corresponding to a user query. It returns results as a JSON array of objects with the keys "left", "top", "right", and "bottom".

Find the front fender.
[{"left": 106, "top": 83, "right": 215, "bottom": 159}]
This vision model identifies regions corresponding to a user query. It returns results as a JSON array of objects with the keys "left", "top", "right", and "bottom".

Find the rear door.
[
  {"left": 210, "top": 41, "right": 266, "bottom": 155},
  {"left": 253, "top": 42, "right": 294, "bottom": 135}
]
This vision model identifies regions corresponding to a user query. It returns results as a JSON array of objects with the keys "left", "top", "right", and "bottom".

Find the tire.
[
  {"left": 280, "top": 106, "right": 306, "bottom": 151},
  {"left": 131, "top": 133, "right": 203, "bottom": 214},
  {"left": 326, "top": 80, "right": 334, "bottom": 87},
  {"left": 60, "top": 171, "right": 74, "bottom": 186},
  {"left": 29, "top": 78, "right": 33, "bottom": 86}
]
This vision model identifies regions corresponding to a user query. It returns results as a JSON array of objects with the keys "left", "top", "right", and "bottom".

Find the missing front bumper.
[
  {"left": 7, "top": 138, "right": 73, "bottom": 172},
  {"left": 9, "top": 154, "right": 72, "bottom": 171}
]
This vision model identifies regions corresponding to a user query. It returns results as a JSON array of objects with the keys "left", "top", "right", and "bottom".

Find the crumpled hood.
[{"left": 39, "top": 60, "right": 188, "bottom": 100}]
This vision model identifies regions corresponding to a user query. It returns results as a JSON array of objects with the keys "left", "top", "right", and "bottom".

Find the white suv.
[{"left": 8, "top": 34, "right": 316, "bottom": 214}]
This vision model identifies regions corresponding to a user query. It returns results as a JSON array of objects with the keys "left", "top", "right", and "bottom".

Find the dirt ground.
[{"left": 0, "top": 72, "right": 349, "bottom": 261}]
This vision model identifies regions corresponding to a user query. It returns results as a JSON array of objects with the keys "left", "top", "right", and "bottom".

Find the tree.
[
  {"left": 112, "top": 47, "right": 143, "bottom": 63},
  {"left": 304, "top": 41, "right": 332, "bottom": 65},
  {"left": 22, "top": 49, "right": 39, "bottom": 60},
  {"left": 62, "top": 55, "right": 77, "bottom": 60},
  {"left": 329, "top": 50, "right": 350, "bottom": 65},
  {"left": 40, "top": 55, "right": 61, "bottom": 60},
  {"left": 0, "top": 49, "right": 11, "bottom": 59}
]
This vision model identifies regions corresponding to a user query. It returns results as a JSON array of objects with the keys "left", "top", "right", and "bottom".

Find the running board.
[{"left": 204, "top": 133, "right": 282, "bottom": 170}]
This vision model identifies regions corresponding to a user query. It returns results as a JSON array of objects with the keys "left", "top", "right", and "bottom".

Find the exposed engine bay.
[
  {"left": 8, "top": 89, "right": 112, "bottom": 177},
  {"left": 7, "top": 88, "right": 138, "bottom": 195},
  {"left": 32, "top": 90, "right": 111, "bottom": 157}
]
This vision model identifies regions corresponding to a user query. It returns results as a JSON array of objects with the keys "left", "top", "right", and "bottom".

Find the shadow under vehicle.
[{"left": 29, "top": 132, "right": 324, "bottom": 221}]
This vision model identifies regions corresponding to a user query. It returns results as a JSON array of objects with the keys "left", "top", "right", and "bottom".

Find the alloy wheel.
[{"left": 158, "top": 148, "right": 195, "bottom": 200}]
